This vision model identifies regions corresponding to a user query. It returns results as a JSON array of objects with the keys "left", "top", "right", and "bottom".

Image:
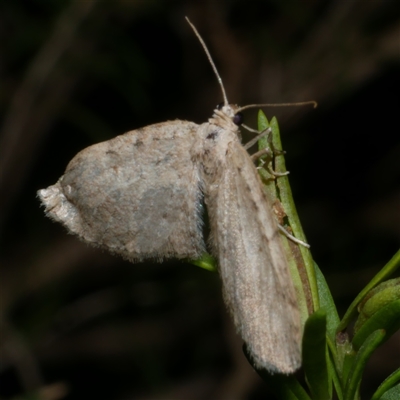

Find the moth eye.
[
  {"left": 216, "top": 102, "right": 224, "bottom": 110},
  {"left": 206, "top": 130, "right": 218, "bottom": 140},
  {"left": 233, "top": 112, "right": 244, "bottom": 126}
]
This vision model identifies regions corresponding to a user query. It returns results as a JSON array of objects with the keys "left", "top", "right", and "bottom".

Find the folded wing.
[
  {"left": 38, "top": 120, "right": 205, "bottom": 261},
  {"left": 207, "top": 141, "right": 301, "bottom": 373}
]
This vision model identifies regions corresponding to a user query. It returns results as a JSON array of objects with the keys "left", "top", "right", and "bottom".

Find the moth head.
[{"left": 216, "top": 102, "right": 244, "bottom": 126}]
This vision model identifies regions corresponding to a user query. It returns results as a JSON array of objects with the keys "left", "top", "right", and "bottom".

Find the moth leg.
[
  {"left": 252, "top": 147, "right": 290, "bottom": 177},
  {"left": 242, "top": 125, "right": 290, "bottom": 177},
  {"left": 278, "top": 225, "right": 310, "bottom": 248},
  {"left": 267, "top": 168, "right": 290, "bottom": 177},
  {"left": 251, "top": 146, "right": 272, "bottom": 161},
  {"left": 243, "top": 126, "right": 271, "bottom": 150}
]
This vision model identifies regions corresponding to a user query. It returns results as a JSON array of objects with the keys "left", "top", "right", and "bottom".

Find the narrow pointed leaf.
[
  {"left": 256, "top": 112, "right": 277, "bottom": 200},
  {"left": 255, "top": 370, "right": 311, "bottom": 400},
  {"left": 315, "top": 262, "right": 340, "bottom": 342},
  {"left": 371, "top": 368, "right": 400, "bottom": 400},
  {"left": 342, "top": 350, "right": 356, "bottom": 387},
  {"left": 354, "top": 278, "right": 400, "bottom": 332},
  {"left": 379, "top": 383, "right": 400, "bottom": 400},
  {"left": 344, "top": 330, "right": 386, "bottom": 400},
  {"left": 352, "top": 299, "right": 400, "bottom": 350},
  {"left": 190, "top": 252, "right": 217, "bottom": 271},
  {"left": 338, "top": 250, "right": 400, "bottom": 332},
  {"left": 302, "top": 309, "right": 330, "bottom": 399},
  {"left": 328, "top": 351, "right": 344, "bottom": 400},
  {"left": 257, "top": 111, "right": 312, "bottom": 324},
  {"left": 268, "top": 114, "right": 318, "bottom": 312}
]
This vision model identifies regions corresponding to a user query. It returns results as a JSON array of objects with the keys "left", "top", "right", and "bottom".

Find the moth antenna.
[
  {"left": 186, "top": 17, "right": 229, "bottom": 106},
  {"left": 237, "top": 101, "right": 317, "bottom": 113}
]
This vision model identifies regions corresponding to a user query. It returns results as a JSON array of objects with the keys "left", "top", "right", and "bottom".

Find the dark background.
[{"left": 1, "top": 0, "right": 399, "bottom": 399}]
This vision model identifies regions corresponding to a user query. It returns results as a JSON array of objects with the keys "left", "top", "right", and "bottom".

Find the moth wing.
[
  {"left": 38, "top": 120, "right": 205, "bottom": 261},
  {"left": 210, "top": 142, "right": 301, "bottom": 373}
]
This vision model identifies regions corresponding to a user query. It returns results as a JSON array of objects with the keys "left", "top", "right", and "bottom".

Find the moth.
[{"left": 38, "top": 18, "right": 310, "bottom": 374}]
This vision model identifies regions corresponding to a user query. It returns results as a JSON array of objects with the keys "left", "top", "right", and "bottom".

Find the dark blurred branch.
[
  {"left": 0, "top": 0, "right": 98, "bottom": 227},
  {"left": 260, "top": 0, "right": 399, "bottom": 106},
  {"left": 0, "top": 237, "right": 109, "bottom": 316},
  {"left": 0, "top": 320, "right": 43, "bottom": 392}
]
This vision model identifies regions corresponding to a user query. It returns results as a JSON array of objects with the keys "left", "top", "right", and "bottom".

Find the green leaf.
[
  {"left": 314, "top": 262, "right": 340, "bottom": 343},
  {"left": 255, "top": 370, "right": 311, "bottom": 400},
  {"left": 342, "top": 349, "right": 357, "bottom": 387},
  {"left": 354, "top": 278, "right": 400, "bottom": 332},
  {"left": 190, "top": 252, "right": 217, "bottom": 271},
  {"left": 314, "top": 263, "right": 343, "bottom": 398},
  {"left": 328, "top": 351, "right": 344, "bottom": 400},
  {"left": 256, "top": 111, "right": 312, "bottom": 324},
  {"left": 379, "top": 383, "right": 400, "bottom": 400},
  {"left": 302, "top": 309, "right": 330, "bottom": 399},
  {"left": 344, "top": 330, "right": 386, "bottom": 400},
  {"left": 315, "top": 262, "right": 343, "bottom": 397},
  {"left": 371, "top": 368, "right": 400, "bottom": 400},
  {"left": 335, "top": 331, "right": 355, "bottom": 386},
  {"left": 256, "top": 112, "right": 278, "bottom": 200},
  {"left": 352, "top": 299, "right": 400, "bottom": 350},
  {"left": 268, "top": 115, "right": 319, "bottom": 312},
  {"left": 338, "top": 249, "right": 400, "bottom": 332},
  {"left": 257, "top": 110, "right": 318, "bottom": 326}
]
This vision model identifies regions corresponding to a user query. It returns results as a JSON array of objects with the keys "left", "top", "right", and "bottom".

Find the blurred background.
[{"left": 1, "top": 0, "right": 399, "bottom": 399}]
